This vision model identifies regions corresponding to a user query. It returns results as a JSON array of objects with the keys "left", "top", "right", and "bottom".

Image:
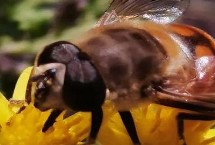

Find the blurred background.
[{"left": 0, "top": 0, "right": 214, "bottom": 98}]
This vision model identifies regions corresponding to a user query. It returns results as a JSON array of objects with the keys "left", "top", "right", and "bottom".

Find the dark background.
[{"left": 0, "top": 0, "right": 214, "bottom": 98}]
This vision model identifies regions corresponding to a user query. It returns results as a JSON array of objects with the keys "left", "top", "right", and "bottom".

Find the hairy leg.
[
  {"left": 119, "top": 111, "right": 141, "bottom": 145},
  {"left": 87, "top": 107, "right": 103, "bottom": 144}
]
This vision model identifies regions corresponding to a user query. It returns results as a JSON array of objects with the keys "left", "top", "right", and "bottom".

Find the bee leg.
[
  {"left": 87, "top": 107, "right": 103, "bottom": 144},
  {"left": 8, "top": 99, "right": 27, "bottom": 113},
  {"left": 119, "top": 111, "right": 141, "bottom": 145},
  {"left": 177, "top": 113, "right": 215, "bottom": 145},
  {"left": 42, "top": 109, "right": 63, "bottom": 132}
]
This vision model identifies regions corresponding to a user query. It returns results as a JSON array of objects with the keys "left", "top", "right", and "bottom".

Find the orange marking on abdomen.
[
  {"left": 169, "top": 23, "right": 215, "bottom": 55},
  {"left": 195, "top": 45, "right": 214, "bottom": 57},
  {"left": 168, "top": 24, "right": 195, "bottom": 37}
]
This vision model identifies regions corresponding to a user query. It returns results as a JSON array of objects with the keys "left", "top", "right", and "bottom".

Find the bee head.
[
  {"left": 32, "top": 41, "right": 80, "bottom": 111},
  {"left": 31, "top": 63, "right": 66, "bottom": 111},
  {"left": 30, "top": 41, "right": 106, "bottom": 111}
]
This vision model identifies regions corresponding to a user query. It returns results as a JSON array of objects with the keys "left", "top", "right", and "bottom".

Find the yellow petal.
[
  {"left": 202, "top": 129, "right": 215, "bottom": 145},
  {"left": 0, "top": 93, "right": 13, "bottom": 125},
  {"left": 12, "top": 67, "right": 33, "bottom": 100},
  {"left": 9, "top": 67, "right": 33, "bottom": 113}
]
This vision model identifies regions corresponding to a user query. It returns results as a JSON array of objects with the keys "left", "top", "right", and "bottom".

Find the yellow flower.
[{"left": 0, "top": 67, "right": 215, "bottom": 145}]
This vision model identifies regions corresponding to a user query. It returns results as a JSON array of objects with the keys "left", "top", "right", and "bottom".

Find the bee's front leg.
[
  {"left": 177, "top": 113, "right": 215, "bottom": 145},
  {"left": 42, "top": 109, "right": 63, "bottom": 132},
  {"left": 86, "top": 107, "right": 103, "bottom": 145}
]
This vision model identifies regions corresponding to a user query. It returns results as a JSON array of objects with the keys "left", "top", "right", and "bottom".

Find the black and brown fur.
[{"left": 31, "top": 21, "right": 215, "bottom": 145}]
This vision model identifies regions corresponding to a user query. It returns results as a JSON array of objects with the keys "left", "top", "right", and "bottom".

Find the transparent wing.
[
  {"left": 152, "top": 56, "right": 215, "bottom": 111},
  {"left": 96, "top": 0, "right": 190, "bottom": 26}
]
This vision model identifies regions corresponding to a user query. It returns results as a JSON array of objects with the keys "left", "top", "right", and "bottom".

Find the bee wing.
[
  {"left": 96, "top": 0, "right": 190, "bottom": 26},
  {"left": 153, "top": 85, "right": 215, "bottom": 114},
  {"left": 153, "top": 56, "right": 215, "bottom": 111}
]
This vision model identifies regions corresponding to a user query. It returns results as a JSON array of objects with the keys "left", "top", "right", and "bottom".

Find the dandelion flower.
[{"left": 0, "top": 67, "right": 215, "bottom": 145}]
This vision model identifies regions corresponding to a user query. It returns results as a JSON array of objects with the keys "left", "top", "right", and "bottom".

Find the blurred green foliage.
[{"left": 0, "top": 0, "right": 109, "bottom": 52}]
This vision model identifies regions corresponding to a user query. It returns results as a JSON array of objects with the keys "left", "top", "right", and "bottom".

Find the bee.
[{"left": 26, "top": 0, "right": 215, "bottom": 145}]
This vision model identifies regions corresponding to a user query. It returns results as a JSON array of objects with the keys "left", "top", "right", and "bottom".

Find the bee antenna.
[{"left": 30, "top": 68, "right": 57, "bottom": 82}]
